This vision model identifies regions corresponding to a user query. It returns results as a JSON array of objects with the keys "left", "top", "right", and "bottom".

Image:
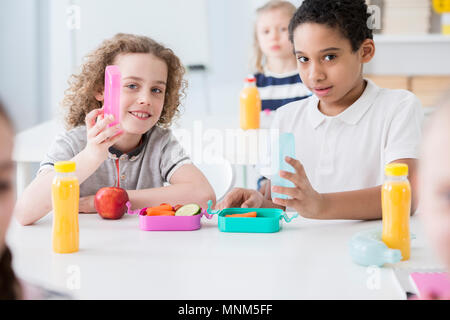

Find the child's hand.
[
  {"left": 258, "top": 179, "right": 269, "bottom": 196},
  {"left": 79, "top": 195, "right": 96, "bottom": 213},
  {"left": 215, "top": 188, "right": 265, "bottom": 210},
  {"left": 84, "top": 108, "right": 123, "bottom": 161},
  {"left": 271, "top": 157, "right": 325, "bottom": 218}
]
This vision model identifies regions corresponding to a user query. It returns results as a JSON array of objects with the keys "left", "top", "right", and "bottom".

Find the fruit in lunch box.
[
  {"left": 147, "top": 204, "right": 173, "bottom": 213},
  {"left": 175, "top": 204, "right": 201, "bottom": 216},
  {"left": 146, "top": 210, "right": 175, "bottom": 216},
  {"left": 145, "top": 204, "right": 176, "bottom": 216},
  {"left": 225, "top": 212, "right": 257, "bottom": 218},
  {"left": 94, "top": 187, "right": 129, "bottom": 220}
]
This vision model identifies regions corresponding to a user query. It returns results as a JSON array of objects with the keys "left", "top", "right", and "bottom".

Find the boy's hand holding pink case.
[{"left": 103, "top": 65, "right": 121, "bottom": 127}]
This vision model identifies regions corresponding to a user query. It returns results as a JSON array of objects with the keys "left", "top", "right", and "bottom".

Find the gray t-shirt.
[{"left": 38, "top": 125, "right": 191, "bottom": 197}]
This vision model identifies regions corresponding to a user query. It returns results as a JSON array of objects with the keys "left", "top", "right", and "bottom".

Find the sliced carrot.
[
  {"left": 146, "top": 204, "right": 173, "bottom": 214},
  {"left": 173, "top": 204, "right": 183, "bottom": 211},
  {"left": 146, "top": 210, "right": 176, "bottom": 216},
  {"left": 225, "top": 211, "right": 257, "bottom": 218}
]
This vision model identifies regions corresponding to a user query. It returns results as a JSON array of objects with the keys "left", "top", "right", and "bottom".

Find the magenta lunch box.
[{"left": 125, "top": 202, "right": 213, "bottom": 231}]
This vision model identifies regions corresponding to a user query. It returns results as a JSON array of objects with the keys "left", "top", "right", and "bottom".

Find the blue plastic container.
[
  {"left": 271, "top": 132, "right": 296, "bottom": 200},
  {"left": 206, "top": 200, "right": 298, "bottom": 233},
  {"left": 260, "top": 132, "right": 296, "bottom": 200},
  {"left": 349, "top": 227, "right": 402, "bottom": 267}
]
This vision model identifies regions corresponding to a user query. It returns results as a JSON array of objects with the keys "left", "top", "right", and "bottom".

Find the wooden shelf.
[{"left": 374, "top": 34, "right": 450, "bottom": 43}]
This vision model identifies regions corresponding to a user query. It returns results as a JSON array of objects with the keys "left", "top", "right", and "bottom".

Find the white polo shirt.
[{"left": 270, "top": 79, "right": 424, "bottom": 193}]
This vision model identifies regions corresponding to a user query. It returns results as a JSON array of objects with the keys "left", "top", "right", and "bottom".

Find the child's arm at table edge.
[
  {"left": 319, "top": 158, "right": 418, "bottom": 220},
  {"left": 14, "top": 148, "right": 106, "bottom": 225},
  {"left": 126, "top": 163, "right": 216, "bottom": 210}
]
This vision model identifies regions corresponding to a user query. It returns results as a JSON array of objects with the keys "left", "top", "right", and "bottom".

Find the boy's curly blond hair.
[{"left": 62, "top": 33, "right": 187, "bottom": 130}]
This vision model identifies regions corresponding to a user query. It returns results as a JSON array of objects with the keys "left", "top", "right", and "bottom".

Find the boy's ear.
[
  {"left": 94, "top": 90, "right": 104, "bottom": 102},
  {"left": 360, "top": 39, "right": 375, "bottom": 64}
]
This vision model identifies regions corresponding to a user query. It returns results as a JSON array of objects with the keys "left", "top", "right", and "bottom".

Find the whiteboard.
[{"left": 73, "top": 0, "right": 210, "bottom": 68}]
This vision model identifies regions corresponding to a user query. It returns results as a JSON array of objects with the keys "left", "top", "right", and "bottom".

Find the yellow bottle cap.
[
  {"left": 385, "top": 163, "right": 408, "bottom": 176},
  {"left": 54, "top": 161, "right": 76, "bottom": 173},
  {"left": 433, "top": 0, "right": 450, "bottom": 14}
]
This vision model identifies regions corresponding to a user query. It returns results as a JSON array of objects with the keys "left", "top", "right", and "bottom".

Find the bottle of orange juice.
[
  {"left": 240, "top": 76, "right": 261, "bottom": 130},
  {"left": 52, "top": 161, "right": 79, "bottom": 254},
  {"left": 381, "top": 163, "right": 411, "bottom": 261}
]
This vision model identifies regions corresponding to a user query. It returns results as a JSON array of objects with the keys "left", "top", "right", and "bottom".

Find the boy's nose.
[
  {"left": 138, "top": 92, "right": 151, "bottom": 105},
  {"left": 308, "top": 62, "right": 326, "bottom": 83}
]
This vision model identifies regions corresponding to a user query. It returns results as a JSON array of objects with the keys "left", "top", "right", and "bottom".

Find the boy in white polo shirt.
[{"left": 217, "top": 0, "right": 423, "bottom": 220}]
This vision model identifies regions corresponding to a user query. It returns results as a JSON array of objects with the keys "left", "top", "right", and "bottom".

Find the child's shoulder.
[
  {"left": 275, "top": 95, "right": 316, "bottom": 116},
  {"left": 53, "top": 125, "right": 87, "bottom": 151},
  {"left": 369, "top": 80, "right": 422, "bottom": 111},
  {"left": 378, "top": 87, "right": 419, "bottom": 103},
  {"left": 147, "top": 126, "right": 179, "bottom": 148},
  {"left": 60, "top": 125, "right": 87, "bottom": 142},
  {"left": 270, "top": 96, "right": 316, "bottom": 130},
  {"left": 148, "top": 125, "right": 173, "bottom": 140}
]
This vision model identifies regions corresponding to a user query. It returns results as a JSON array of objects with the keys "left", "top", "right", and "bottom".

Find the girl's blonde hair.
[
  {"left": 252, "top": 1, "right": 297, "bottom": 73},
  {"left": 62, "top": 33, "right": 187, "bottom": 130}
]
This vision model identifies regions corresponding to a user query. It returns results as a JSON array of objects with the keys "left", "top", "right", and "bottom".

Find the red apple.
[{"left": 94, "top": 187, "right": 129, "bottom": 220}]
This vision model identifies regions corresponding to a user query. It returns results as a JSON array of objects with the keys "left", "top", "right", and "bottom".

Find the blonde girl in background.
[
  {"left": 15, "top": 34, "right": 215, "bottom": 225},
  {"left": 253, "top": 0, "right": 310, "bottom": 118}
]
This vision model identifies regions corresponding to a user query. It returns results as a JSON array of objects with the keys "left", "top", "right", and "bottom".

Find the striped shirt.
[{"left": 255, "top": 69, "right": 311, "bottom": 111}]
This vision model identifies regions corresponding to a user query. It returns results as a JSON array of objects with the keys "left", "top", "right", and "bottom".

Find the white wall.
[
  {"left": 73, "top": 0, "right": 210, "bottom": 68},
  {"left": 0, "top": 0, "right": 41, "bottom": 131},
  {"left": 48, "top": 0, "right": 74, "bottom": 122},
  {"left": 1, "top": 0, "right": 304, "bottom": 131},
  {"left": 366, "top": 37, "right": 450, "bottom": 75}
]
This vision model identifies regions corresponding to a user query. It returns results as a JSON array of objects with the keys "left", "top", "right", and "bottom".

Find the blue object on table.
[
  {"left": 205, "top": 200, "right": 298, "bottom": 233},
  {"left": 271, "top": 132, "right": 296, "bottom": 200},
  {"left": 349, "top": 227, "right": 403, "bottom": 267}
]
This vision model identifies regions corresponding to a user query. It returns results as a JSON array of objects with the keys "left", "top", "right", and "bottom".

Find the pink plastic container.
[
  {"left": 103, "top": 65, "right": 121, "bottom": 127},
  {"left": 126, "top": 202, "right": 213, "bottom": 231}
]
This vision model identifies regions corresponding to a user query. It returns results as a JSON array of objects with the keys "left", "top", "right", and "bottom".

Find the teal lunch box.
[{"left": 205, "top": 200, "right": 298, "bottom": 233}]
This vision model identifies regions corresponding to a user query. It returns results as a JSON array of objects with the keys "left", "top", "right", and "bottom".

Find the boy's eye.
[
  {"left": 324, "top": 55, "right": 337, "bottom": 61},
  {"left": 152, "top": 88, "right": 164, "bottom": 94},
  {"left": 126, "top": 84, "right": 138, "bottom": 89},
  {"left": 297, "top": 56, "right": 308, "bottom": 63}
]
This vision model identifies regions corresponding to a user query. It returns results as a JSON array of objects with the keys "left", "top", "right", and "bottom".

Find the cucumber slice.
[{"left": 175, "top": 203, "right": 201, "bottom": 216}]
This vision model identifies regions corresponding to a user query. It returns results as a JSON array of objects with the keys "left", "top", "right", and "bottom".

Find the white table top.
[{"left": 6, "top": 212, "right": 442, "bottom": 300}]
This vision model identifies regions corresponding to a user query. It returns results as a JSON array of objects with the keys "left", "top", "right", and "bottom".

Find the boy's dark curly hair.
[{"left": 288, "top": 0, "right": 373, "bottom": 52}]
